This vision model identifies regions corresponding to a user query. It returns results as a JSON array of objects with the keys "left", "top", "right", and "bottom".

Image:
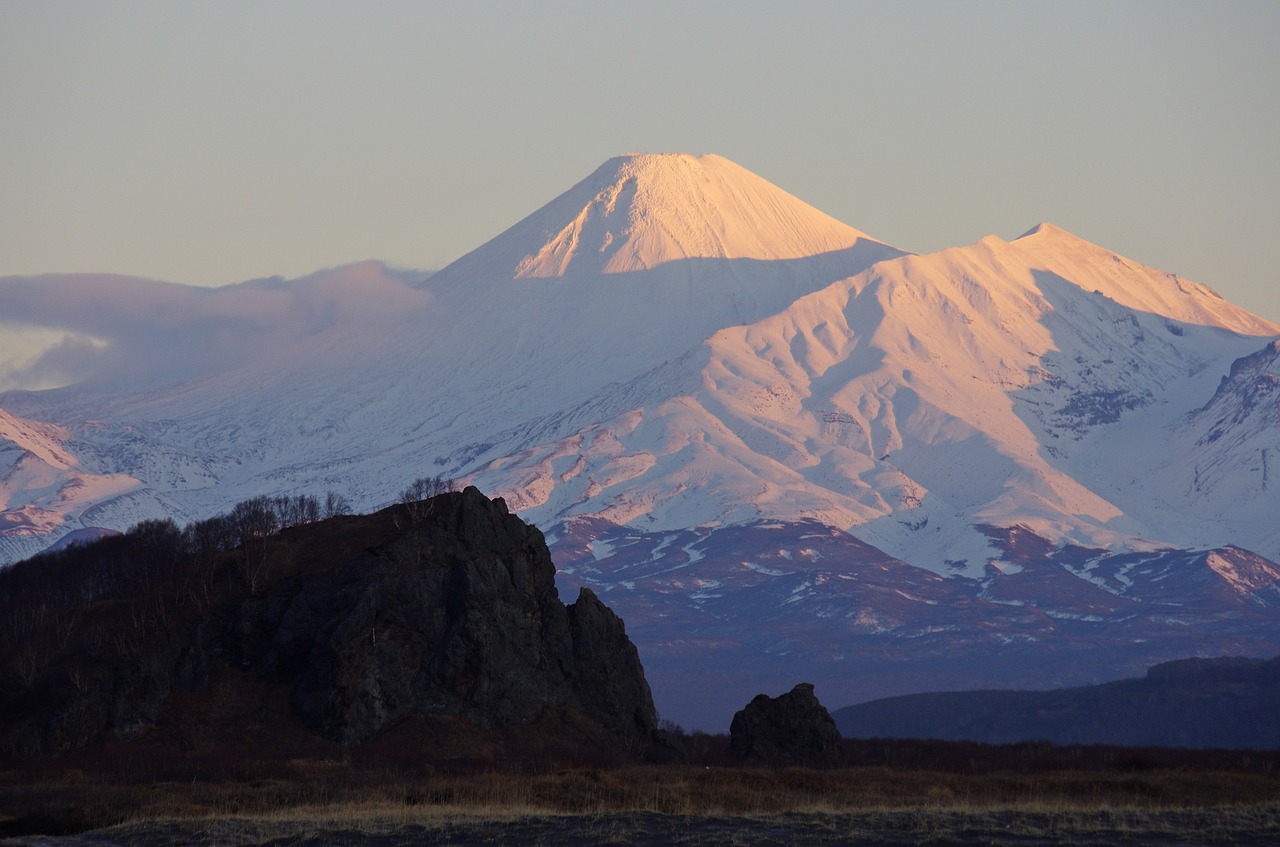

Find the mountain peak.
[
  {"left": 1011, "top": 222, "right": 1279, "bottom": 336},
  {"left": 1015, "top": 221, "right": 1077, "bottom": 242},
  {"left": 433, "top": 153, "right": 892, "bottom": 283}
]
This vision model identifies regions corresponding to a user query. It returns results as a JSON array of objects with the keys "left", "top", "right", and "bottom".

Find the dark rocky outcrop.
[
  {"left": 729, "top": 682, "right": 841, "bottom": 766},
  {"left": 834, "top": 655, "right": 1280, "bottom": 749},
  {"left": 276, "top": 489, "right": 655, "bottom": 745},
  {"left": 0, "top": 488, "right": 659, "bottom": 762}
]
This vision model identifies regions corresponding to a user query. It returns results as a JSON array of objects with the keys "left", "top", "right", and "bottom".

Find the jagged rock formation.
[
  {"left": 833, "top": 656, "right": 1280, "bottom": 749},
  {"left": 0, "top": 487, "right": 659, "bottom": 761},
  {"left": 729, "top": 682, "right": 842, "bottom": 766}
]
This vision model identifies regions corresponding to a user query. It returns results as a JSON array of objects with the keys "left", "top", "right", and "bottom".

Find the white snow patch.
[
  {"left": 647, "top": 533, "right": 680, "bottom": 563},
  {"left": 741, "top": 561, "right": 790, "bottom": 577}
]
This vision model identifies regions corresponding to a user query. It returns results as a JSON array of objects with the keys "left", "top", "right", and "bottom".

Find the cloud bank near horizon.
[{"left": 0, "top": 264, "right": 430, "bottom": 393}]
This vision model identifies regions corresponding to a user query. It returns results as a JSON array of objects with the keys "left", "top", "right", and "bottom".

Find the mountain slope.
[
  {"left": 474, "top": 228, "right": 1278, "bottom": 571},
  {"left": 2, "top": 152, "right": 1278, "bottom": 730},
  {"left": 1, "top": 154, "right": 905, "bottom": 547},
  {"left": 0, "top": 408, "right": 143, "bottom": 563}
]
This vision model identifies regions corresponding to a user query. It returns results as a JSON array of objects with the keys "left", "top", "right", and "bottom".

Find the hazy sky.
[{"left": 3, "top": 1, "right": 1278, "bottom": 322}]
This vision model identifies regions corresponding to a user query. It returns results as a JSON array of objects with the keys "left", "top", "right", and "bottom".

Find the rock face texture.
[
  {"left": 729, "top": 683, "right": 842, "bottom": 766},
  {"left": 0, "top": 488, "right": 658, "bottom": 759},
  {"left": 279, "top": 488, "right": 656, "bottom": 744}
]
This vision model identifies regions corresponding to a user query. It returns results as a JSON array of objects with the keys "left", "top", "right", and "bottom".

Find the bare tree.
[
  {"left": 273, "top": 494, "right": 321, "bottom": 529},
  {"left": 230, "top": 496, "right": 279, "bottom": 593},
  {"left": 183, "top": 514, "right": 234, "bottom": 607},
  {"left": 399, "top": 475, "right": 457, "bottom": 525},
  {"left": 323, "top": 490, "right": 352, "bottom": 518}
]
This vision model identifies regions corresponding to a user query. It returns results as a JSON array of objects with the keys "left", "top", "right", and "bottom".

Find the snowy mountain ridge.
[
  {"left": 474, "top": 214, "right": 1277, "bottom": 576},
  {"left": 2, "top": 152, "right": 1278, "bottom": 726}
]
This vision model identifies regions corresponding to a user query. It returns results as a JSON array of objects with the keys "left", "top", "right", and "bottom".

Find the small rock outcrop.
[
  {"left": 729, "top": 682, "right": 842, "bottom": 766},
  {"left": 0, "top": 487, "right": 659, "bottom": 761}
]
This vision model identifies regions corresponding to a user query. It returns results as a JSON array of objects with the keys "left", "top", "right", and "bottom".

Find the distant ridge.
[{"left": 834, "top": 656, "right": 1280, "bottom": 749}]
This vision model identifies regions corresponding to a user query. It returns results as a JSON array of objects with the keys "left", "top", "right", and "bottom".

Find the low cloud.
[{"left": 0, "top": 263, "right": 431, "bottom": 394}]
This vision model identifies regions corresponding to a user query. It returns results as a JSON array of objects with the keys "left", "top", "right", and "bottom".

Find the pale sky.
[{"left": 3, "top": 1, "right": 1278, "bottom": 322}]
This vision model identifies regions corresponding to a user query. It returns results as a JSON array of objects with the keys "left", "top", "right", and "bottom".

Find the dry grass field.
[{"left": 3, "top": 752, "right": 1279, "bottom": 845}]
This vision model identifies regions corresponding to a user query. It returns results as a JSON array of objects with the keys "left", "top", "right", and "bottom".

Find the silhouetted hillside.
[
  {"left": 834, "top": 656, "right": 1280, "bottom": 749},
  {"left": 0, "top": 487, "right": 662, "bottom": 766}
]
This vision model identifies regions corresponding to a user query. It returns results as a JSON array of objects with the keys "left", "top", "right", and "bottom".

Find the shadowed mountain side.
[
  {"left": 834, "top": 656, "right": 1280, "bottom": 749},
  {"left": 0, "top": 488, "right": 662, "bottom": 763},
  {"left": 549, "top": 519, "right": 1280, "bottom": 731}
]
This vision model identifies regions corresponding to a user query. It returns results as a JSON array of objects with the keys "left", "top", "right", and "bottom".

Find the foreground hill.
[
  {"left": 3, "top": 152, "right": 1279, "bottom": 729},
  {"left": 834, "top": 656, "right": 1280, "bottom": 749},
  {"left": 0, "top": 488, "right": 661, "bottom": 764}
]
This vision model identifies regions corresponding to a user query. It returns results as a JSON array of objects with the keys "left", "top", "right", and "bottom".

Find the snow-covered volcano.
[
  {"left": 432, "top": 153, "right": 893, "bottom": 280},
  {"left": 3, "top": 153, "right": 1278, "bottom": 728},
  {"left": 1, "top": 154, "right": 904, "bottom": 560},
  {"left": 475, "top": 215, "right": 1277, "bottom": 573}
]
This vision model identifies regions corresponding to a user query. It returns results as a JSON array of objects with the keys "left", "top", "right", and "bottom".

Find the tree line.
[{"left": 0, "top": 477, "right": 455, "bottom": 691}]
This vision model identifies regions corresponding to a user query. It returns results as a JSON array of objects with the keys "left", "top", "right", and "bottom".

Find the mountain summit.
[
  {"left": 430, "top": 152, "right": 901, "bottom": 284},
  {"left": 2, "top": 153, "right": 1279, "bottom": 729},
  {"left": 1012, "top": 222, "right": 1276, "bottom": 336}
]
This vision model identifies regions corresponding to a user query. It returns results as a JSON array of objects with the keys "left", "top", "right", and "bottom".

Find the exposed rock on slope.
[{"left": 0, "top": 488, "right": 658, "bottom": 760}]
